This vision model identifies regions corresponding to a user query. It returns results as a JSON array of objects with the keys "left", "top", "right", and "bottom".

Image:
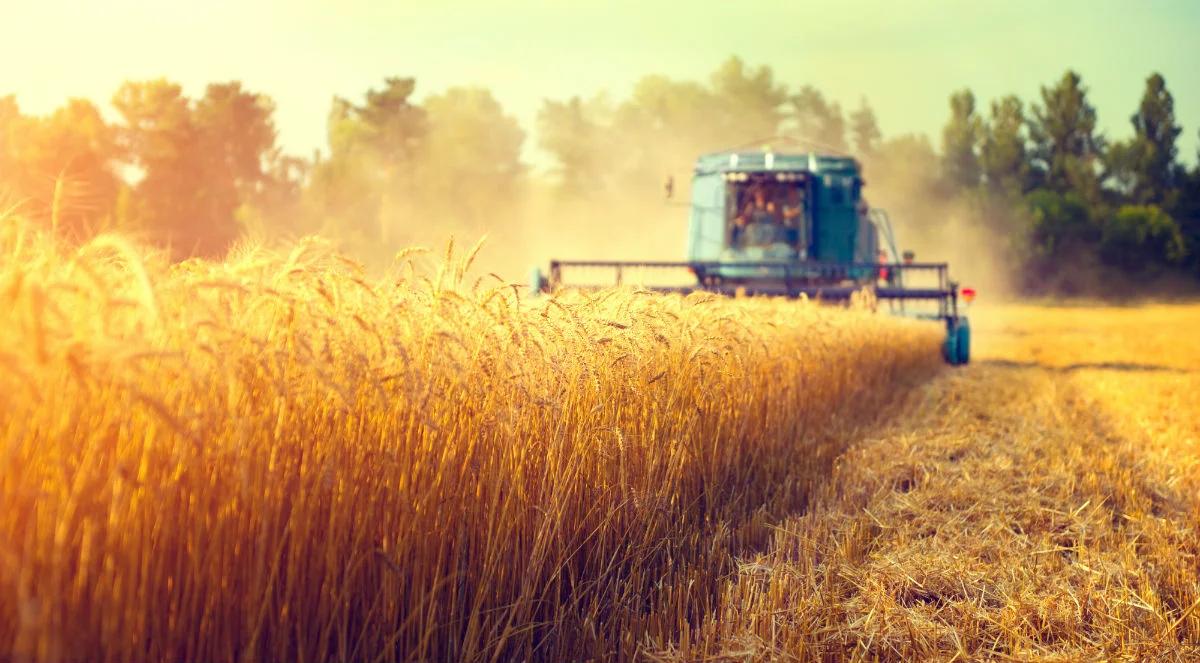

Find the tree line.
[
  {"left": 938, "top": 72, "right": 1197, "bottom": 293},
  {"left": 1, "top": 57, "right": 1197, "bottom": 293},
  {"left": 0, "top": 78, "right": 525, "bottom": 258}
]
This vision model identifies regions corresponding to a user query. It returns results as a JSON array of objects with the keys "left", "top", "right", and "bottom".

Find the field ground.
[
  {"left": 1, "top": 227, "right": 1197, "bottom": 663},
  {"left": 660, "top": 303, "right": 1200, "bottom": 661}
]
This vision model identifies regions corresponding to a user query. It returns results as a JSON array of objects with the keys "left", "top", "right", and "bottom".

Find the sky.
[{"left": 3, "top": 0, "right": 1199, "bottom": 168}]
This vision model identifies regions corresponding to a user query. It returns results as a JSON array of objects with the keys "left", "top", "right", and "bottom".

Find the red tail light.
[{"left": 961, "top": 287, "right": 976, "bottom": 303}]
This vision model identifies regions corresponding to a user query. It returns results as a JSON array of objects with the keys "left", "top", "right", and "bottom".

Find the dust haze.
[
  {"left": 863, "top": 153, "right": 1017, "bottom": 298},
  {"left": 292, "top": 69, "right": 1017, "bottom": 295},
  {"left": 341, "top": 147, "right": 1016, "bottom": 300}
]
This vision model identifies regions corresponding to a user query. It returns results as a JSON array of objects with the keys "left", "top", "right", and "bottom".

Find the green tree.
[
  {"left": 0, "top": 96, "right": 121, "bottom": 238},
  {"left": 541, "top": 59, "right": 789, "bottom": 198},
  {"left": 537, "top": 95, "right": 611, "bottom": 195},
  {"left": 240, "top": 154, "right": 309, "bottom": 240},
  {"left": 1102, "top": 138, "right": 1142, "bottom": 200},
  {"left": 36, "top": 99, "right": 121, "bottom": 236},
  {"left": 608, "top": 74, "right": 723, "bottom": 192},
  {"left": 419, "top": 86, "right": 525, "bottom": 230},
  {"left": 1122, "top": 73, "right": 1181, "bottom": 206},
  {"left": 113, "top": 79, "right": 280, "bottom": 256},
  {"left": 605, "top": 60, "right": 788, "bottom": 191},
  {"left": 1173, "top": 129, "right": 1200, "bottom": 274},
  {"left": 849, "top": 98, "right": 881, "bottom": 157},
  {"left": 1099, "top": 204, "right": 1186, "bottom": 272},
  {"left": 195, "top": 83, "right": 277, "bottom": 197},
  {"left": 354, "top": 77, "right": 427, "bottom": 168},
  {"left": 307, "top": 98, "right": 383, "bottom": 237},
  {"left": 1019, "top": 189, "right": 1099, "bottom": 291},
  {"left": 708, "top": 56, "right": 786, "bottom": 145},
  {"left": 1028, "top": 71, "right": 1103, "bottom": 197},
  {"left": 787, "top": 86, "right": 847, "bottom": 152},
  {"left": 306, "top": 77, "right": 428, "bottom": 243},
  {"left": 941, "top": 89, "right": 983, "bottom": 191},
  {"left": 980, "top": 95, "right": 1029, "bottom": 194},
  {"left": 113, "top": 79, "right": 208, "bottom": 252},
  {"left": 194, "top": 82, "right": 279, "bottom": 241},
  {"left": 305, "top": 79, "right": 526, "bottom": 250}
]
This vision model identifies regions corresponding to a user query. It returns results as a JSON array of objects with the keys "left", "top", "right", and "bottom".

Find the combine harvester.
[{"left": 531, "top": 148, "right": 974, "bottom": 365}]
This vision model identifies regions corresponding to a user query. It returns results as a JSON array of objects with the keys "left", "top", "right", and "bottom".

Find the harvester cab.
[{"left": 532, "top": 148, "right": 972, "bottom": 365}]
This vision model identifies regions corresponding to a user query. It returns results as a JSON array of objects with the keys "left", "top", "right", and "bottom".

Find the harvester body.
[
  {"left": 687, "top": 151, "right": 873, "bottom": 271},
  {"left": 533, "top": 149, "right": 971, "bottom": 364}
]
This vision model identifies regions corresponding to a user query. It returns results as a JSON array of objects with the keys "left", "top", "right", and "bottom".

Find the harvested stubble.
[
  {"left": 653, "top": 304, "right": 1200, "bottom": 662},
  {"left": 0, "top": 224, "right": 942, "bottom": 663}
]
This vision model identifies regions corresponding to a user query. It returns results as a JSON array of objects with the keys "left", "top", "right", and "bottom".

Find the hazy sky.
[{"left": 4, "top": 1, "right": 1198, "bottom": 167}]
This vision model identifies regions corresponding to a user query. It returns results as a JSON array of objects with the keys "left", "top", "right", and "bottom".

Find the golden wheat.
[{"left": 0, "top": 220, "right": 942, "bottom": 662}]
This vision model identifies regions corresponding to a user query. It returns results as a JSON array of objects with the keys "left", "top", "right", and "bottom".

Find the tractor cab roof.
[{"left": 694, "top": 150, "right": 860, "bottom": 177}]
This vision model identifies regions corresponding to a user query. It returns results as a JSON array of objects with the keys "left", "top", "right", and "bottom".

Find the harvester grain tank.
[{"left": 532, "top": 148, "right": 972, "bottom": 365}]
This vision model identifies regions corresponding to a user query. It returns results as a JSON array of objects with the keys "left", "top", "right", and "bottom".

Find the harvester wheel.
[
  {"left": 955, "top": 321, "right": 971, "bottom": 365},
  {"left": 942, "top": 320, "right": 971, "bottom": 365},
  {"left": 942, "top": 325, "right": 958, "bottom": 364}
]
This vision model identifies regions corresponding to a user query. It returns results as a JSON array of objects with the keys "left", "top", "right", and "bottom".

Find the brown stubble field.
[{"left": 656, "top": 303, "right": 1200, "bottom": 661}]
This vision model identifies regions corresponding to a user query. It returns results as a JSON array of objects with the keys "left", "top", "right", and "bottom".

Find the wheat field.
[
  {"left": 0, "top": 223, "right": 944, "bottom": 662},
  {"left": 4, "top": 217, "right": 1197, "bottom": 662}
]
